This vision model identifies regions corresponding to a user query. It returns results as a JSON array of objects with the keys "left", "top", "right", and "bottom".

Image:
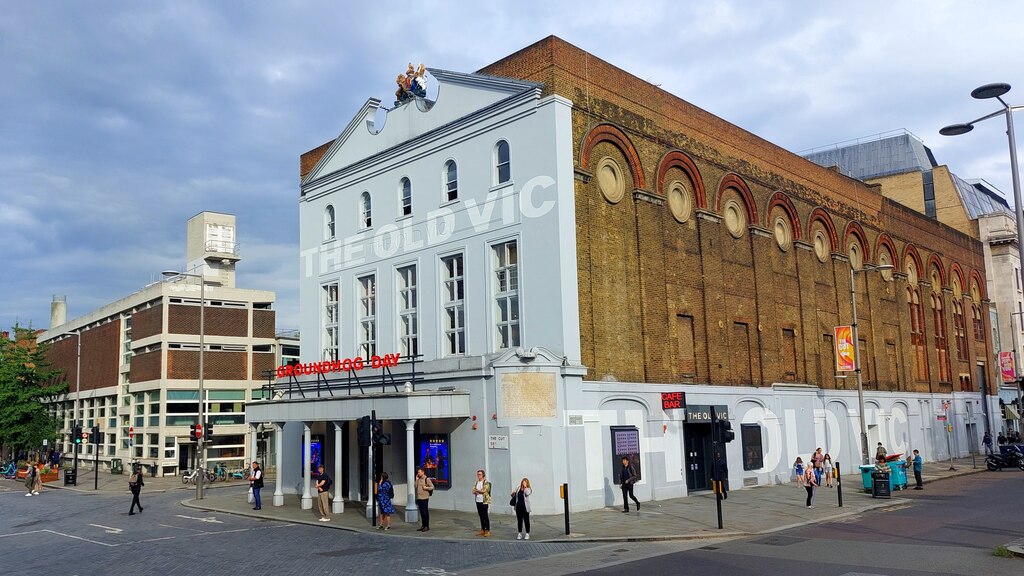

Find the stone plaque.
[{"left": 500, "top": 372, "right": 557, "bottom": 420}]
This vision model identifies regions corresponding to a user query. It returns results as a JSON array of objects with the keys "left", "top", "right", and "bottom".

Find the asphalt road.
[
  {"left": 566, "top": 472, "right": 1024, "bottom": 576},
  {"left": 0, "top": 480, "right": 595, "bottom": 575}
]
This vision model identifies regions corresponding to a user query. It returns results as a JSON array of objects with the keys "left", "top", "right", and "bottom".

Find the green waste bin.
[{"left": 110, "top": 458, "right": 124, "bottom": 475}]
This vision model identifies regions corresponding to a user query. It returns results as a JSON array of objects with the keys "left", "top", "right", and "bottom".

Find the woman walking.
[
  {"left": 377, "top": 472, "right": 395, "bottom": 530},
  {"left": 793, "top": 457, "right": 805, "bottom": 487},
  {"left": 511, "top": 477, "right": 532, "bottom": 540},
  {"left": 803, "top": 460, "right": 819, "bottom": 508},
  {"left": 822, "top": 453, "right": 834, "bottom": 488},
  {"left": 24, "top": 464, "right": 39, "bottom": 496}
]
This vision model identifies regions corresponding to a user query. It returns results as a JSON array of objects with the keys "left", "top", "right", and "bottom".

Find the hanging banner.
[
  {"left": 835, "top": 326, "right": 855, "bottom": 372},
  {"left": 999, "top": 351, "right": 1016, "bottom": 382}
]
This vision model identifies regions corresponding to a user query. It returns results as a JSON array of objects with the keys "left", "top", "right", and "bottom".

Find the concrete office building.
[
  {"left": 40, "top": 212, "right": 277, "bottom": 475},
  {"left": 250, "top": 38, "right": 998, "bottom": 518}
]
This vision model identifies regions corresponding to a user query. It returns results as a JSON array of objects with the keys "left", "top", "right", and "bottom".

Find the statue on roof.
[{"left": 395, "top": 63, "right": 428, "bottom": 106}]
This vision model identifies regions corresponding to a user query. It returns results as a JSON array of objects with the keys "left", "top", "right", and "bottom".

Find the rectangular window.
[
  {"left": 358, "top": 274, "right": 377, "bottom": 358},
  {"left": 322, "top": 283, "right": 339, "bottom": 361},
  {"left": 397, "top": 265, "right": 418, "bottom": 357},
  {"left": 741, "top": 424, "right": 764, "bottom": 471},
  {"left": 492, "top": 241, "right": 520, "bottom": 349},
  {"left": 674, "top": 315, "right": 696, "bottom": 379},
  {"left": 442, "top": 254, "right": 465, "bottom": 356},
  {"left": 781, "top": 328, "right": 797, "bottom": 382},
  {"left": 730, "top": 322, "right": 753, "bottom": 384}
]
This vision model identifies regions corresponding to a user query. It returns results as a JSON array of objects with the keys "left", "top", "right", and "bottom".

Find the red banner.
[
  {"left": 999, "top": 351, "right": 1016, "bottom": 382},
  {"left": 835, "top": 326, "right": 855, "bottom": 372}
]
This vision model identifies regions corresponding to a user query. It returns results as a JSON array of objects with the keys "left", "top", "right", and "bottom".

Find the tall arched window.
[
  {"left": 495, "top": 140, "right": 511, "bottom": 185},
  {"left": 359, "top": 192, "right": 372, "bottom": 229},
  {"left": 953, "top": 300, "right": 968, "bottom": 359},
  {"left": 909, "top": 286, "right": 928, "bottom": 381},
  {"left": 972, "top": 304, "right": 984, "bottom": 341},
  {"left": 399, "top": 177, "right": 412, "bottom": 217},
  {"left": 324, "top": 205, "right": 336, "bottom": 240},
  {"left": 931, "top": 292, "right": 950, "bottom": 383},
  {"left": 444, "top": 160, "right": 458, "bottom": 202}
]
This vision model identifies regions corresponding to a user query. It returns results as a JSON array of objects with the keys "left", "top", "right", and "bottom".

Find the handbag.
[
  {"left": 247, "top": 486, "right": 255, "bottom": 504},
  {"left": 509, "top": 493, "right": 517, "bottom": 507}
]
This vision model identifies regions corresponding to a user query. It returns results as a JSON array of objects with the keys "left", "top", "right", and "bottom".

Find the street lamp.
[
  {"left": 162, "top": 270, "right": 206, "bottom": 500},
  {"left": 60, "top": 331, "right": 81, "bottom": 483},
  {"left": 851, "top": 263, "right": 894, "bottom": 465},
  {"left": 941, "top": 82, "right": 1024, "bottom": 436},
  {"left": 1011, "top": 311, "right": 1024, "bottom": 433}
]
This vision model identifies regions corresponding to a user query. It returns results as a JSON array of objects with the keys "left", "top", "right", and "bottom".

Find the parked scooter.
[{"left": 985, "top": 445, "right": 1024, "bottom": 471}]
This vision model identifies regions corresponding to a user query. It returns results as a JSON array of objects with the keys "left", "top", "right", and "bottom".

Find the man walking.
[
  {"left": 620, "top": 456, "right": 641, "bottom": 512},
  {"left": 414, "top": 467, "right": 434, "bottom": 532},
  {"left": 315, "top": 465, "right": 332, "bottom": 522},
  {"left": 912, "top": 449, "right": 923, "bottom": 490},
  {"left": 128, "top": 465, "right": 145, "bottom": 514},
  {"left": 983, "top": 431, "right": 994, "bottom": 455},
  {"left": 250, "top": 461, "right": 263, "bottom": 510}
]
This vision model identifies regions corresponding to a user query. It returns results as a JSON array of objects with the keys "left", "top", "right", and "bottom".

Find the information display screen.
[
  {"left": 417, "top": 434, "right": 451, "bottom": 490},
  {"left": 610, "top": 426, "right": 641, "bottom": 485}
]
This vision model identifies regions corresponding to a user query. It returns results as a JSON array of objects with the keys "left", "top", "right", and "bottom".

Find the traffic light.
[
  {"left": 73, "top": 425, "right": 83, "bottom": 444},
  {"left": 357, "top": 415, "right": 371, "bottom": 447},
  {"left": 371, "top": 419, "right": 391, "bottom": 446},
  {"left": 90, "top": 426, "right": 100, "bottom": 444},
  {"left": 190, "top": 423, "right": 197, "bottom": 441},
  {"left": 204, "top": 422, "right": 213, "bottom": 441},
  {"left": 720, "top": 420, "right": 735, "bottom": 443}
]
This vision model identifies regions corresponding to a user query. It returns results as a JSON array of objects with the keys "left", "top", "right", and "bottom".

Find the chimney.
[{"left": 51, "top": 295, "right": 67, "bottom": 328}]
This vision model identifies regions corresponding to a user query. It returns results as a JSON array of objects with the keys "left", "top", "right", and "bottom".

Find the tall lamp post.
[
  {"left": 851, "top": 263, "right": 894, "bottom": 465},
  {"left": 941, "top": 82, "right": 1024, "bottom": 436},
  {"left": 162, "top": 270, "right": 206, "bottom": 500},
  {"left": 1010, "top": 310, "right": 1024, "bottom": 433},
  {"left": 61, "top": 331, "right": 81, "bottom": 483}
]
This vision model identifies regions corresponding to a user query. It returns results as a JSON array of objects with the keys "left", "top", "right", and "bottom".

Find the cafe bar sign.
[
  {"left": 661, "top": 391, "right": 686, "bottom": 411},
  {"left": 685, "top": 404, "right": 729, "bottom": 423}
]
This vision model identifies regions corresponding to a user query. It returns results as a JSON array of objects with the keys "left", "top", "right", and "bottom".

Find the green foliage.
[{"left": 0, "top": 326, "right": 66, "bottom": 452}]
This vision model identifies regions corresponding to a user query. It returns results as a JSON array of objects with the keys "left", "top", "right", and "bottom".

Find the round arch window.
[
  {"left": 773, "top": 214, "right": 792, "bottom": 251},
  {"left": 597, "top": 157, "right": 625, "bottom": 204},
  {"left": 723, "top": 199, "right": 746, "bottom": 238},
  {"left": 812, "top": 229, "right": 829, "bottom": 263},
  {"left": 667, "top": 180, "right": 693, "bottom": 223}
]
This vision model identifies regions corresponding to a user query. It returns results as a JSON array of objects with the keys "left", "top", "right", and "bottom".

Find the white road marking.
[
  {"left": 174, "top": 514, "right": 223, "bottom": 524},
  {"left": 88, "top": 524, "right": 123, "bottom": 534}
]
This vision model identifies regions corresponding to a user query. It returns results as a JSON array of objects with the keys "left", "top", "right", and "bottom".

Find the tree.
[{"left": 0, "top": 326, "right": 65, "bottom": 457}]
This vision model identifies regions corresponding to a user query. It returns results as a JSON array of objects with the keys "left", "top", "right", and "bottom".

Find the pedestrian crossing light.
[
  {"left": 358, "top": 415, "right": 371, "bottom": 447},
  {"left": 73, "top": 425, "right": 83, "bottom": 444},
  {"left": 90, "top": 426, "right": 100, "bottom": 444},
  {"left": 190, "top": 423, "right": 198, "bottom": 441},
  {"left": 720, "top": 420, "right": 735, "bottom": 443},
  {"left": 204, "top": 423, "right": 213, "bottom": 441}
]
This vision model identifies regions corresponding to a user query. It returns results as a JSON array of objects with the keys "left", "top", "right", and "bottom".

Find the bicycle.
[
  {"left": 212, "top": 462, "right": 228, "bottom": 481},
  {"left": 230, "top": 467, "right": 251, "bottom": 481},
  {"left": 1, "top": 461, "right": 17, "bottom": 479}
]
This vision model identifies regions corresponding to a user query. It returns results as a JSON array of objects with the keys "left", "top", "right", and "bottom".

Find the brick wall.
[
  {"left": 130, "top": 350, "right": 161, "bottom": 383},
  {"left": 167, "top": 350, "right": 247, "bottom": 380},
  {"left": 481, "top": 36, "right": 997, "bottom": 393},
  {"left": 132, "top": 305, "right": 163, "bottom": 340},
  {"left": 253, "top": 309, "right": 275, "bottom": 339},
  {"left": 168, "top": 305, "right": 248, "bottom": 337}
]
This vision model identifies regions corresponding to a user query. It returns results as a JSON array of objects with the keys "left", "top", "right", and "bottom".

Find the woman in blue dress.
[{"left": 377, "top": 472, "right": 396, "bottom": 530}]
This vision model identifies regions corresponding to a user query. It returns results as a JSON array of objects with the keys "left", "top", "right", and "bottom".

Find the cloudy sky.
[{"left": 2, "top": 1, "right": 1023, "bottom": 333}]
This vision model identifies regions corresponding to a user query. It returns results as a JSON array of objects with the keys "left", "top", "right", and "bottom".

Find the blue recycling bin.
[
  {"left": 859, "top": 465, "right": 875, "bottom": 491},
  {"left": 887, "top": 461, "right": 908, "bottom": 490}
]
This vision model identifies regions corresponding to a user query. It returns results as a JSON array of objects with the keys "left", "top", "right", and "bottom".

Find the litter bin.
[
  {"left": 859, "top": 465, "right": 875, "bottom": 492},
  {"left": 63, "top": 469, "right": 77, "bottom": 486},
  {"left": 110, "top": 458, "right": 123, "bottom": 475},
  {"left": 871, "top": 471, "right": 891, "bottom": 498},
  {"left": 887, "top": 461, "right": 907, "bottom": 490}
]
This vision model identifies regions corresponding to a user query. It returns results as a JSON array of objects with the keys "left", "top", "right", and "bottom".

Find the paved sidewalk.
[{"left": 166, "top": 456, "right": 989, "bottom": 543}]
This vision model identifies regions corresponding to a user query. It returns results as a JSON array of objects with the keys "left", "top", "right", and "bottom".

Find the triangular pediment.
[{"left": 302, "top": 68, "right": 541, "bottom": 187}]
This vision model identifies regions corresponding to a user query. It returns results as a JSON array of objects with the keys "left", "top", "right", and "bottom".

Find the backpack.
[
  {"left": 129, "top": 472, "right": 139, "bottom": 487},
  {"left": 387, "top": 483, "right": 395, "bottom": 499}
]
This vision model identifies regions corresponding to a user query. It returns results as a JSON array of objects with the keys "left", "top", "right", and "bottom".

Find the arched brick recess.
[
  {"left": 715, "top": 173, "right": 758, "bottom": 224},
  {"left": 875, "top": 233, "right": 897, "bottom": 264},
  {"left": 765, "top": 192, "right": 802, "bottom": 240},
  {"left": 969, "top": 270, "right": 987, "bottom": 300},
  {"left": 949, "top": 262, "right": 966, "bottom": 291},
  {"left": 808, "top": 208, "right": 838, "bottom": 252},
  {"left": 927, "top": 254, "right": 946, "bottom": 287},
  {"left": 655, "top": 150, "right": 706, "bottom": 208},
  {"left": 580, "top": 123, "right": 646, "bottom": 190},
  {"left": 903, "top": 244, "right": 924, "bottom": 278},
  {"left": 844, "top": 221, "right": 871, "bottom": 262}
]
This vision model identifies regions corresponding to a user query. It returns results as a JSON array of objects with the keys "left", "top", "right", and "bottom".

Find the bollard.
[
  {"left": 836, "top": 462, "right": 843, "bottom": 507},
  {"left": 560, "top": 483, "right": 570, "bottom": 535}
]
